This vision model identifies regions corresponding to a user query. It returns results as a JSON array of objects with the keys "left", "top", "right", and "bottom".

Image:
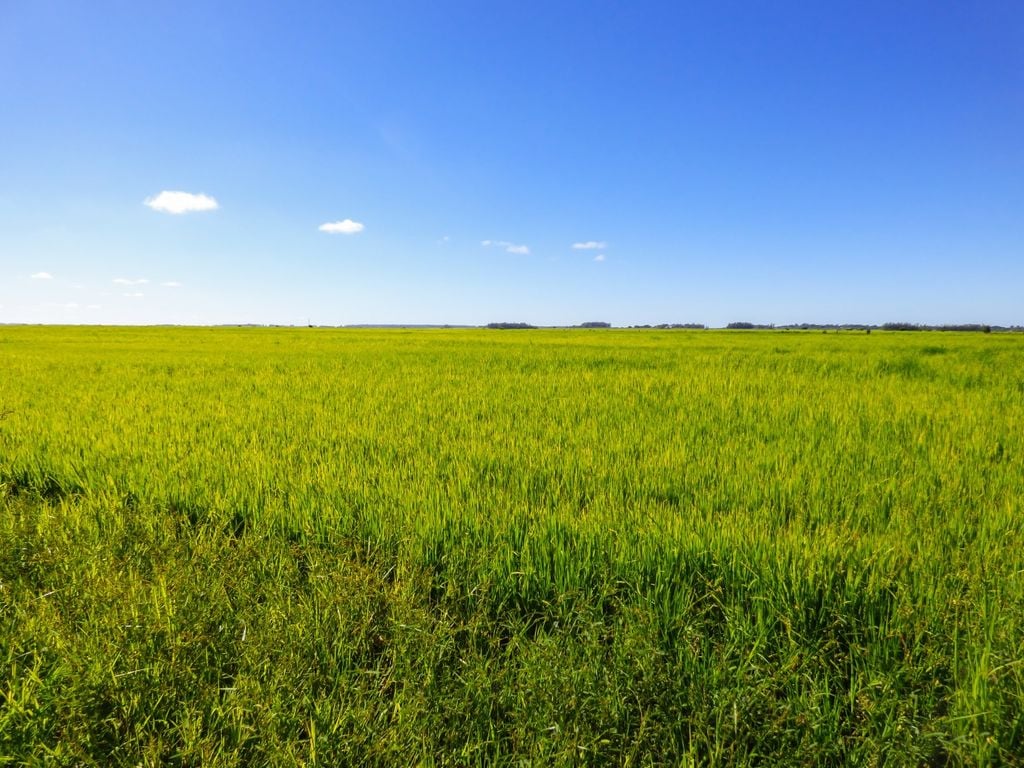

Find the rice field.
[{"left": 1, "top": 326, "right": 1023, "bottom": 765}]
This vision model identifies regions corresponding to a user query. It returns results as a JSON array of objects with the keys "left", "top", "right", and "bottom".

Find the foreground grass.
[{"left": 1, "top": 327, "right": 1023, "bottom": 764}]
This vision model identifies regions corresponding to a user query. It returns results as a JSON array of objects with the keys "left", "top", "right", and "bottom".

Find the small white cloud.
[
  {"left": 123, "top": 292, "right": 144, "bottom": 298},
  {"left": 31, "top": 271, "right": 53, "bottom": 280},
  {"left": 572, "top": 241, "right": 607, "bottom": 250},
  {"left": 144, "top": 190, "right": 219, "bottom": 214},
  {"left": 319, "top": 219, "right": 365, "bottom": 235},
  {"left": 438, "top": 235, "right": 450, "bottom": 244},
  {"left": 113, "top": 278, "right": 149, "bottom": 285},
  {"left": 594, "top": 254, "right": 606, "bottom": 262},
  {"left": 161, "top": 281, "right": 183, "bottom": 288},
  {"left": 482, "top": 240, "right": 530, "bottom": 255},
  {"left": 86, "top": 304, "right": 101, "bottom": 310}
]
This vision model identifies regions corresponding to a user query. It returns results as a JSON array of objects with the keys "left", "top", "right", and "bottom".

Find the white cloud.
[
  {"left": 319, "top": 219, "right": 365, "bottom": 235},
  {"left": 86, "top": 304, "right": 101, "bottom": 310},
  {"left": 161, "top": 281, "right": 183, "bottom": 288},
  {"left": 144, "top": 190, "right": 219, "bottom": 214},
  {"left": 123, "top": 292, "right": 144, "bottom": 298},
  {"left": 113, "top": 278, "right": 149, "bottom": 285},
  {"left": 30, "top": 272, "right": 53, "bottom": 280},
  {"left": 572, "top": 241, "right": 607, "bottom": 250},
  {"left": 482, "top": 239, "right": 530, "bottom": 255},
  {"left": 594, "top": 254, "right": 606, "bottom": 262}
]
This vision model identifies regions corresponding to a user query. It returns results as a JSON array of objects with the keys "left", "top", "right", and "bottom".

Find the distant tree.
[
  {"left": 579, "top": 322, "right": 611, "bottom": 328},
  {"left": 486, "top": 322, "right": 536, "bottom": 329}
]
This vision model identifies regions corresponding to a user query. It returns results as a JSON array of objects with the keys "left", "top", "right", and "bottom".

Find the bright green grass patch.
[{"left": 1, "top": 327, "right": 1023, "bottom": 765}]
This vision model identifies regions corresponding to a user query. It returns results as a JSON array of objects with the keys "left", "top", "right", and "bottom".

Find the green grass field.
[{"left": 2, "top": 326, "right": 1023, "bottom": 765}]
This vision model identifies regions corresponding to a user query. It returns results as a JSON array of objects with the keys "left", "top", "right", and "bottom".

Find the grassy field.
[{"left": 1, "top": 326, "right": 1023, "bottom": 765}]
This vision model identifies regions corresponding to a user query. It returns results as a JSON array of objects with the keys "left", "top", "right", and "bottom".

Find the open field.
[{"left": 1, "top": 326, "right": 1023, "bottom": 765}]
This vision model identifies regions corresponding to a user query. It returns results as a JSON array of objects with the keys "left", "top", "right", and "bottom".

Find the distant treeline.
[
  {"left": 777, "top": 323, "right": 873, "bottom": 331},
  {"left": 878, "top": 323, "right": 998, "bottom": 333},
  {"left": 484, "top": 321, "right": 1022, "bottom": 332},
  {"left": 732, "top": 322, "right": 1021, "bottom": 333},
  {"left": 630, "top": 323, "right": 706, "bottom": 330},
  {"left": 485, "top": 322, "right": 615, "bottom": 329}
]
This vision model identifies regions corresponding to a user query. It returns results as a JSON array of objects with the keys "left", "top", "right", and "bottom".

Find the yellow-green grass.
[{"left": 1, "top": 326, "right": 1022, "bottom": 765}]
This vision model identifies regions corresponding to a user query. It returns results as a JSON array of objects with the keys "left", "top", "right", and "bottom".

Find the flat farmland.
[{"left": 1, "top": 327, "right": 1022, "bottom": 765}]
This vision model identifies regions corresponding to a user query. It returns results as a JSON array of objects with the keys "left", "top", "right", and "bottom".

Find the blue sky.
[{"left": 1, "top": 1, "right": 1021, "bottom": 326}]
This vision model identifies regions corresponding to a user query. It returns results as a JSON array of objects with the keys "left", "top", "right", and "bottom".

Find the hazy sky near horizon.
[{"left": 2, "top": 1, "right": 1022, "bottom": 327}]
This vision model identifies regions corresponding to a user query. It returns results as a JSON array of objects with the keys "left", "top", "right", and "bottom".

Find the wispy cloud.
[
  {"left": 482, "top": 240, "right": 530, "bottom": 255},
  {"left": 123, "top": 292, "right": 144, "bottom": 298},
  {"left": 144, "top": 190, "right": 219, "bottom": 214},
  {"left": 593, "top": 254, "right": 606, "bottom": 262},
  {"left": 319, "top": 219, "right": 365, "bottom": 235},
  {"left": 113, "top": 278, "right": 149, "bottom": 285},
  {"left": 572, "top": 241, "right": 607, "bottom": 250},
  {"left": 30, "top": 271, "right": 53, "bottom": 280},
  {"left": 161, "top": 281, "right": 183, "bottom": 288}
]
